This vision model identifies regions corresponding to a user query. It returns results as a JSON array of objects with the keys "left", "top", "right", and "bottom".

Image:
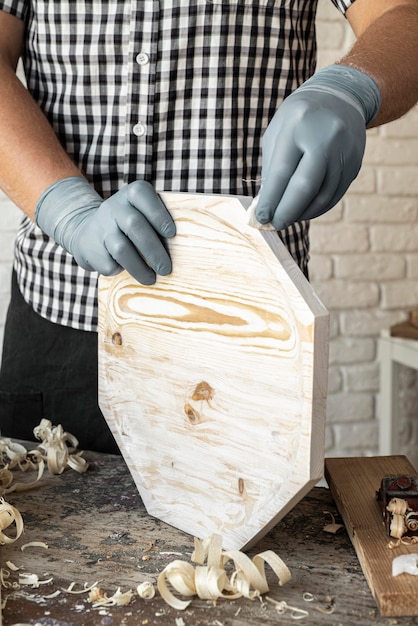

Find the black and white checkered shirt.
[{"left": 1, "top": 0, "right": 354, "bottom": 332}]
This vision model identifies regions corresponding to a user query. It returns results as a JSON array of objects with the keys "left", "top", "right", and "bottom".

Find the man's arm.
[
  {"left": 343, "top": 0, "right": 418, "bottom": 126},
  {"left": 0, "top": 10, "right": 176, "bottom": 284},
  {"left": 0, "top": 11, "right": 82, "bottom": 218},
  {"left": 254, "top": 0, "right": 418, "bottom": 229}
]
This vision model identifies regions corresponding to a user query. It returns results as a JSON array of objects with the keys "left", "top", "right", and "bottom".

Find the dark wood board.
[{"left": 325, "top": 455, "right": 418, "bottom": 617}]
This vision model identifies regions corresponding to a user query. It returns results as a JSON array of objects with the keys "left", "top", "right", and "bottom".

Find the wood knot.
[
  {"left": 238, "top": 478, "right": 245, "bottom": 495},
  {"left": 111, "top": 332, "right": 123, "bottom": 346},
  {"left": 184, "top": 403, "right": 201, "bottom": 424},
  {"left": 191, "top": 381, "right": 214, "bottom": 402}
]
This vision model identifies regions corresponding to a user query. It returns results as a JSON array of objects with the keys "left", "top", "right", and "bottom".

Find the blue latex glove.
[
  {"left": 35, "top": 177, "right": 176, "bottom": 285},
  {"left": 255, "top": 65, "right": 382, "bottom": 230}
]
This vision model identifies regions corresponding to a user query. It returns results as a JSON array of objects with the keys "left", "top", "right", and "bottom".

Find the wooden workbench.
[{"left": 1, "top": 448, "right": 417, "bottom": 626}]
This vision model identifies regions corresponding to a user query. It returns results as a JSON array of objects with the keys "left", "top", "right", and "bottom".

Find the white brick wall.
[
  {"left": 313, "top": 0, "right": 418, "bottom": 459},
  {"left": 0, "top": 1, "right": 417, "bottom": 459}
]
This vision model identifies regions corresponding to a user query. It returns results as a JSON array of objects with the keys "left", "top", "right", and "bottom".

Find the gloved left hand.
[{"left": 255, "top": 65, "right": 382, "bottom": 230}]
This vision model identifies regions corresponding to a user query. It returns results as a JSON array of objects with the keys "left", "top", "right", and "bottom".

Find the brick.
[
  {"left": 310, "top": 223, "right": 369, "bottom": 254},
  {"left": 334, "top": 253, "right": 406, "bottom": 280},
  {"left": 340, "top": 310, "right": 406, "bottom": 336},
  {"left": 312, "top": 280, "right": 379, "bottom": 309},
  {"left": 313, "top": 201, "right": 343, "bottom": 223},
  {"left": 329, "top": 337, "right": 376, "bottom": 365},
  {"left": 327, "top": 365, "right": 343, "bottom": 394},
  {"left": 326, "top": 392, "right": 374, "bottom": 423},
  {"left": 381, "top": 281, "right": 418, "bottom": 309},
  {"left": 364, "top": 137, "right": 418, "bottom": 166},
  {"left": 346, "top": 167, "right": 376, "bottom": 194},
  {"left": 308, "top": 254, "right": 333, "bottom": 280},
  {"left": 407, "top": 255, "right": 418, "bottom": 278},
  {"left": 370, "top": 224, "right": 418, "bottom": 252},
  {"left": 343, "top": 362, "right": 380, "bottom": 392},
  {"left": 345, "top": 196, "right": 418, "bottom": 223},
  {"left": 377, "top": 168, "right": 418, "bottom": 196},
  {"left": 333, "top": 421, "right": 379, "bottom": 450}
]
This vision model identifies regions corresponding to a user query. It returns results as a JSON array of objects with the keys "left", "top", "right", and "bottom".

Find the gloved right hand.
[{"left": 35, "top": 177, "right": 176, "bottom": 285}]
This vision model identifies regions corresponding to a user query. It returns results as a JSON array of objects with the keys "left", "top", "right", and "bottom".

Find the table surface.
[{"left": 2, "top": 447, "right": 418, "bottom": 626}]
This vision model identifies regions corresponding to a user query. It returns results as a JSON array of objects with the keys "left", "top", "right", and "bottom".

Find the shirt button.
[
  {"left": 133, "top": 121, "right": 147, "bottom": 137},
  {"left": 136, "top": 52, "right": 150, "bottom": 66}
]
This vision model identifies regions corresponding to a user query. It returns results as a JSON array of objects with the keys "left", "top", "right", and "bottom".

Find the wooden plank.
[
  {"left": 98, "top": 192, "right": 329, "bottom": 550},
  {"left": 325, "top": 455, "right": 418, "bottom": 617}
]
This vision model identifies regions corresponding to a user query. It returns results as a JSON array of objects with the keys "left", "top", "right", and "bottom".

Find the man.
[{"left": 0, "top": 0, "right": 417, "bottom": 452}]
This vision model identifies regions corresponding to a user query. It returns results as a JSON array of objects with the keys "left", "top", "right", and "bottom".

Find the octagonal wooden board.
[{"left": 98, "top": 193, "right": 329, "bottom": 549}]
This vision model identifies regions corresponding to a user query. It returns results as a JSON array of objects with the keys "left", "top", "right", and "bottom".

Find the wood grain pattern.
[
  {"left": 98, "top": 193, "right": 329, "bottom": 549},
  {"left": 325, "top": 455, "right": 418, "bottom": 617}
]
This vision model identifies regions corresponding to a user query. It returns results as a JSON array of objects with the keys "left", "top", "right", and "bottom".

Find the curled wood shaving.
[
  {"left": 405, "top": 511, "right": 418, "bottom": 532},
  {"left": 1, "top": 568, "right": 19, "bottom": 590},
  {"left": 64, "top": 581, "right": 101, "bottom": 594},
  {"left": 18, "top": 573, "right": 53, "bottom": 588},
  {"left": 390, "top": 513, "right": 407, "bottom": 539},
  {"left": 0, "top": 498, "right": 24, "bottom": 544},
  {"left": 137, "top": 581, "right": 155, "bottom": 599},
  {"left": 322, "top": 511, "right": 344, "bottom": 534},
  {"left": 5, "top": 561, "right": 19, "bottom": 571},
  {"left": 387, "top": 498, "right": 409, "bottom": 516},
  {"left": 385, "top": 497, "right": 418, "bottom": 542},
  {"left": 3, "top": 460, "right": 45, "bottom": 495},
  {"left": 302, "top": 592, "right": 335, "bottom": 614},
  {"left": 0, "top": 420, "right": 88, "bottom": 497},
  {"left": 43, "top": 589, "right": 61, "bottom": 599},
  {"left": 0, "top": 441, "right": 28, "bottom": 468},
  {"left": 88, "top": 586, "right": 134, "bottom": 607},
  {"left": 34, "top": 419, "right": 89, "bottom": 475},
  {"left": 388, "top": 536, "right": 418, "bottom": 549},
  {"left": 265, "top": 596, "right": 309, "bottom": 619},
  {"left": 157, "top": 533, "right": 291, "bottom": 610}
]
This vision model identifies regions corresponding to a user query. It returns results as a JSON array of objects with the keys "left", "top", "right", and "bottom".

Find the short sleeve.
[
  {"left": 329, "top": 0, "right": 357, "bottom": 16},
  {"left": 0, "top": 0, "right": 27, "bottom": 21}
]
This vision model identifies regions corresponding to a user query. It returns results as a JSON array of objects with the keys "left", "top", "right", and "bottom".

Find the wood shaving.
[
  {"left": 21, "top": 541, "right": 48, "bottom": 552},
  {"left": 137, "top": 581, "right": 155, "bottom": 599},
  {"left": 387, "top": 498, "right": 409, "bottom": 516},
  {"left": 1, "top": 568, "right": 19, "bottom": 590},
  {"left": 5, "top": 561, "right": 19, "bottom": 571},
  {"left": 157, "top": 533, "right": 291, "bottom": 610},
  {"left": 33, "top": 419, "right": 89, "bottom": 475},
  {"left": 88, "top": 586, "right": 134, "bottom": 607},
  {"left": 265, "top": 596, "right": 309, "bottom": 620},
  {"left": 18, "top": 573, "right": 53, "bottom": 588},
  {"left": 322, "top": 511, "right": 344, "bottom": 534},
  {"left": 390, "top": 513, "right": 407, "bottom": 539},
  {"left": 0, "top": 419, "right": 88, "bottom": 498},
  {"left": 385, "top": 497, "right": 418, "bottom": 541},
  {"left": 64, "top": 581, "right": 101, "bottom": 594},
  {"left": 0, "top": 498, "right": 24, "bottom": 544}
]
